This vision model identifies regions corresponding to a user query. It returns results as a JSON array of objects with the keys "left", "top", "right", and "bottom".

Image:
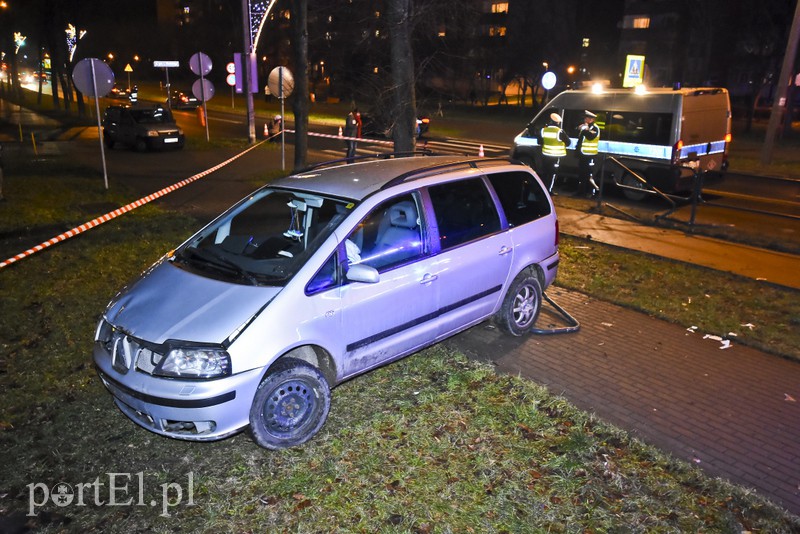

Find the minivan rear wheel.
[
  {"left": 496, "top": 272, "right": 542, "bottom": 336},
  {"left": 249, "top": 358, "right": 331, "bottom": 450}
]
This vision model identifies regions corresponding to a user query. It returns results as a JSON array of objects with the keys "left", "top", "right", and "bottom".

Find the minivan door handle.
[
  {"left": 499, "top": 246, "right": 512, "bottom": 256},
  {"left": 420, "top": 273, "right": 438, "bottom": 284}
]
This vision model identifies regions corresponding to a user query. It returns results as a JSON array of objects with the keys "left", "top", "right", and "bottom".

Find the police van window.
[
  {"left": 563, "top": 109, "right": 607, "bottom": 137},
  {"left": 487, "top": 172, "right": 551, "bottom": 227},
  {"left": 605, "top": 112, "right": 672, "bottom": 145},
  {"left": 429, "top": 178, "right": 501, "bottom": 250}
]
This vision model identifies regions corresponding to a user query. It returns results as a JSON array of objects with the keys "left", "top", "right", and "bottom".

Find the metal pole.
[
  {"left": 761, "top": 0, "right": 800, "bottom": 165},
  {"left": 165, "top": 67, "right": 171, "bottom": 110},
  {"left": 242, "top": 0, "right": 256, "bottom": 144},
  {"left": 90, "top": 59, "right": 109, "bottom": 189},
  {"left": 280, "top": 67, "right": 285, "bottom": 170},
  {"left": 200, "top": 63, "right": 210, "bottom": 142}
]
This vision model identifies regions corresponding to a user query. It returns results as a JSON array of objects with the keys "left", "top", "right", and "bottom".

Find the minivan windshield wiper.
[{"left": 180, "top": 247, "right": 259, "bottom": 285}]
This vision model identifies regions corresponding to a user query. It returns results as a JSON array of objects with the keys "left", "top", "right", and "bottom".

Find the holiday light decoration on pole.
[
  {"left": 66, "top": 24, "right": 86, "bottom": 63},
  {"left": 249, "top": 0, "right": 276, "bottom": 50},
  {"left": 13, "top": 32, "right": 25, "bottom": 54}
]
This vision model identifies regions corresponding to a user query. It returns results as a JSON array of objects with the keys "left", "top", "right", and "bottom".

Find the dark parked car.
[
  {"left": 361, "top": 112, "right": 430, "bottom": 139},
  {"left": 108, "top": 85, "right": 130, "bottom": 101},
  {"left": 102, "top": 105, "right": 185, "bottom": 152},
  {"left": 167, "top": 90, "right": 199, "bottom": 110}
]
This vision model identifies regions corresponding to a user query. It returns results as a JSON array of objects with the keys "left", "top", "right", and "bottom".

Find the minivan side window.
[
  {"left": 306, "top": 252, "right": 339, "bottom": 295},
  {"left": 345, "top": 194, "right": 424, "bottom": 272},
  {"left": 487, "top": 172, "right": 552, "bottom": 227},
  {"left": 429, "top": 178, "right": 500, "bottom": 250}
]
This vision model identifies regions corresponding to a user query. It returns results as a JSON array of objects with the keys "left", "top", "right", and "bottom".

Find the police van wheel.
[
  {"left": 249, "top": 358, "right": 331, "bottom": 450},
  {"left": 621, "top": 173, "right": 647, "bottom": 202}
]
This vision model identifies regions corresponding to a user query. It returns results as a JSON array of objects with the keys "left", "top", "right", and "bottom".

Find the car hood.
[{"left": 105, "top": 260, "right": 280, "bottom": 345}]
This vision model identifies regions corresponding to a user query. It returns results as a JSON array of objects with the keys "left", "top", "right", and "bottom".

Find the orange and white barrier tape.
[
  {"left": 0, "top": 140, "right": 266, "bottom": 270},
  {"left": 285, "top": 129, "right": 396, "bottom": 147}
]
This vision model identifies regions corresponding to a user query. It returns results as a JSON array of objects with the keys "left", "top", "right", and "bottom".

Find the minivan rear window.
[{"left": 487, "top": 172, "right": 551, "bottom": 227}]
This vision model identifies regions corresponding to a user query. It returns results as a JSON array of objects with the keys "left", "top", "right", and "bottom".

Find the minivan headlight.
[{"left": 155, "top": 346, "right": 232, "bottom": 378}]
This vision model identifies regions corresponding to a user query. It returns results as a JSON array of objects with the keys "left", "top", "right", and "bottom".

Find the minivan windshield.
[{"left": 174, "top": 188, "right": 352, "bottom": 286}]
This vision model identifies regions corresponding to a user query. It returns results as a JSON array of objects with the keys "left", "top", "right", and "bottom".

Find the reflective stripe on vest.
[{"left": 541, "top": 126, "right": 566, "bottom": 157}]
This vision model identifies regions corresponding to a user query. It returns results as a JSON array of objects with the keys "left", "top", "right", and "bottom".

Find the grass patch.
[
  {"left": 0, "top": 166, "right": 799, "bottom": 531},
  {"left": 557, "top": 236, "right": 800, "bottom": 360}
]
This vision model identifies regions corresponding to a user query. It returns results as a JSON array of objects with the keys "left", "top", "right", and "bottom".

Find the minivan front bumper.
[{"left": 94, "top": 343, "right": 263, "bottom": 441}]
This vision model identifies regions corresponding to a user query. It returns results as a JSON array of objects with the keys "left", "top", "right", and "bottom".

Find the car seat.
[{"left": 373, "top": 200, "right": 422, "bottom": 265}]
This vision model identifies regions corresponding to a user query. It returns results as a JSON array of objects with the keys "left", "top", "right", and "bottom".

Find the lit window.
[
  {"left": 489, "top": 25, "right": 506, "bottom": 37},
  {"left": 438, "top": 25, "right": 446, "bottom": 38},
  {"left": 492, "top": 2, "right": 509, "bottom": 13},
  {"left": 623, "top": 15, "right": 650, "bottom": 29},
  {"left": 183, "top": 7, "right": 190, "bottom": 14},
  {"left": 582, "top": 38, "right": 590, "bottom": 48}
]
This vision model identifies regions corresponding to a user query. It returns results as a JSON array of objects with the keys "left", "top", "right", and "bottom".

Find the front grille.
[{"left": 104, "top": 327, "right": 165, "bottom": 376}]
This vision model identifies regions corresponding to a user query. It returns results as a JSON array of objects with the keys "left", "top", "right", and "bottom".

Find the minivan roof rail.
[
  {"left": 296, "top": 150, "right": 435, "bottom": 174},
  {"left": 380, "top": 157, "right": 517, "bottom": 190}
]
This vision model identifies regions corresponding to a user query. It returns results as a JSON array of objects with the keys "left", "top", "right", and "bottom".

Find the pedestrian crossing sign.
[{"left": 623, "top": 55, "right": 645, "bottom": 88}]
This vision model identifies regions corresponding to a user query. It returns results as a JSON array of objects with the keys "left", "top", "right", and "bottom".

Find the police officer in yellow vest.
[
  {"left": 576, "top": 110, "right": 600, "bottom": 197},
  {"left": 538, "top": 113, "right": 569, "bottom": 192}
]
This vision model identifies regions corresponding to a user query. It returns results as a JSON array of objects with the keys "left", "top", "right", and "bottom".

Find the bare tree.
[
  {"left": 290, "top": 0, "right": 310, "bottom": 170},
  {"left": 386, "top": 0, "right": 416, "bottom": 152}
]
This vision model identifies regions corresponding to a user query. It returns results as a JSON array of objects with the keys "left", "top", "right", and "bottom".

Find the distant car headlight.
[{"left": 155, "top": 346, "right": 232, "bottom": 378}]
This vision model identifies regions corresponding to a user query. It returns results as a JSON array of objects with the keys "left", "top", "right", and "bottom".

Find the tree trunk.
[
  {"left": 290, "top": 0, "right": 309, "bottom": 170},
  {"left": 387, "top": 0, "right": 416, "bottom": 153}
]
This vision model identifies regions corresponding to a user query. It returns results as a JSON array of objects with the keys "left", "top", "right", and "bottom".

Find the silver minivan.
[{"left": 93, "top": 156, "right": 560, "bottom": 449}]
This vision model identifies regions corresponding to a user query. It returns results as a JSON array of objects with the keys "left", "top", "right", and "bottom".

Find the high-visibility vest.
[
  {"left": 541, "top": 125, "right": 566, "bottom": 157},
  {"left": 580, "top": 125, "right": 600, "bottom": 155}
]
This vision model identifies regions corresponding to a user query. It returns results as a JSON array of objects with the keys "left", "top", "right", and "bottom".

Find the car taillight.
[{"left": 672, "top": 139, "right": 684, "bottom": 164}]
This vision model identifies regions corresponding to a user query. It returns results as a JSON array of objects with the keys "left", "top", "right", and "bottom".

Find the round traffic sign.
[
  {"left": 268, "top": 67, "right": 294, "bottom": 99},
  {"left": 189, "top": 52, "right": 212, "bottom": 77},
  {"left": 226, "top": 73, "right": 236, "bottom": 87},
  {"left": 72, "top": 58, "right": 115, "bottom": 97},
  {"left": 192, "top": 78, "right": 215, "bottom": 102},
  {"left": 226, "top": 62, "right": 236, "bottom": 74},
  {"left": 542, "top": 71, "right": 557, "bottom": 90}
]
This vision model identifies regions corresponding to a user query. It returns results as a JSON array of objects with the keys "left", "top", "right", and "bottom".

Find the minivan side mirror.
[{"left": 346, "top": 264, "right": 379, "bottom": 284}]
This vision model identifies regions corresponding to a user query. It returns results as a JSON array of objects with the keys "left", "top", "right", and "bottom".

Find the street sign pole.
[
  {"left": 73, "top": 58, "right": 114, "bottom": 190},
  {"left": 200, "top": 67, "right": 210, "bottom": 142},
  {"left": 90, "top": 59, "right": 109, "bottom": 189},
  {"left": 279, "top": 67, "right": 285, "bottom": 170}
]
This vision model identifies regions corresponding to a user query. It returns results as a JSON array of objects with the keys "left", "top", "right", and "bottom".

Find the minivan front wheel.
[
  {"left": 249, "top": 358, "right": 331, "bottom": 450},
  {"left": 496, "top": 272, "right": 542, "bottom": 336}
]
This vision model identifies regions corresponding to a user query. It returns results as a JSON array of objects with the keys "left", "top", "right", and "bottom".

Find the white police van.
[{"left": 512, "top": 87, "right": 732, "bottom": 200}]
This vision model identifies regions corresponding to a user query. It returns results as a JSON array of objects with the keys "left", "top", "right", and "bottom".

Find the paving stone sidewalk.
[{"left": 448, "top": 286, "right": 800, "bottom": 516}]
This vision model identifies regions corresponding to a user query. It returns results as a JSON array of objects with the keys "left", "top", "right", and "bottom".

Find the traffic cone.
[
  {"left": 478, "top": 144, "right": 484, "bottom": 157},
  {"left": 264, "top": 123, "right": 268, "bottom": 137},
  {"left": 338, "top": 126, "right": 343, "bottom": 137}
]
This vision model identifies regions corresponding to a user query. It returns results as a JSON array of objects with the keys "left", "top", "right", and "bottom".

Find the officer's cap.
[
  {"left": 584, "top": 110, "right": 597, "bottom": 118},
  {"left": 550, "top": 113, "right": 562, "bottom": 123}
]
